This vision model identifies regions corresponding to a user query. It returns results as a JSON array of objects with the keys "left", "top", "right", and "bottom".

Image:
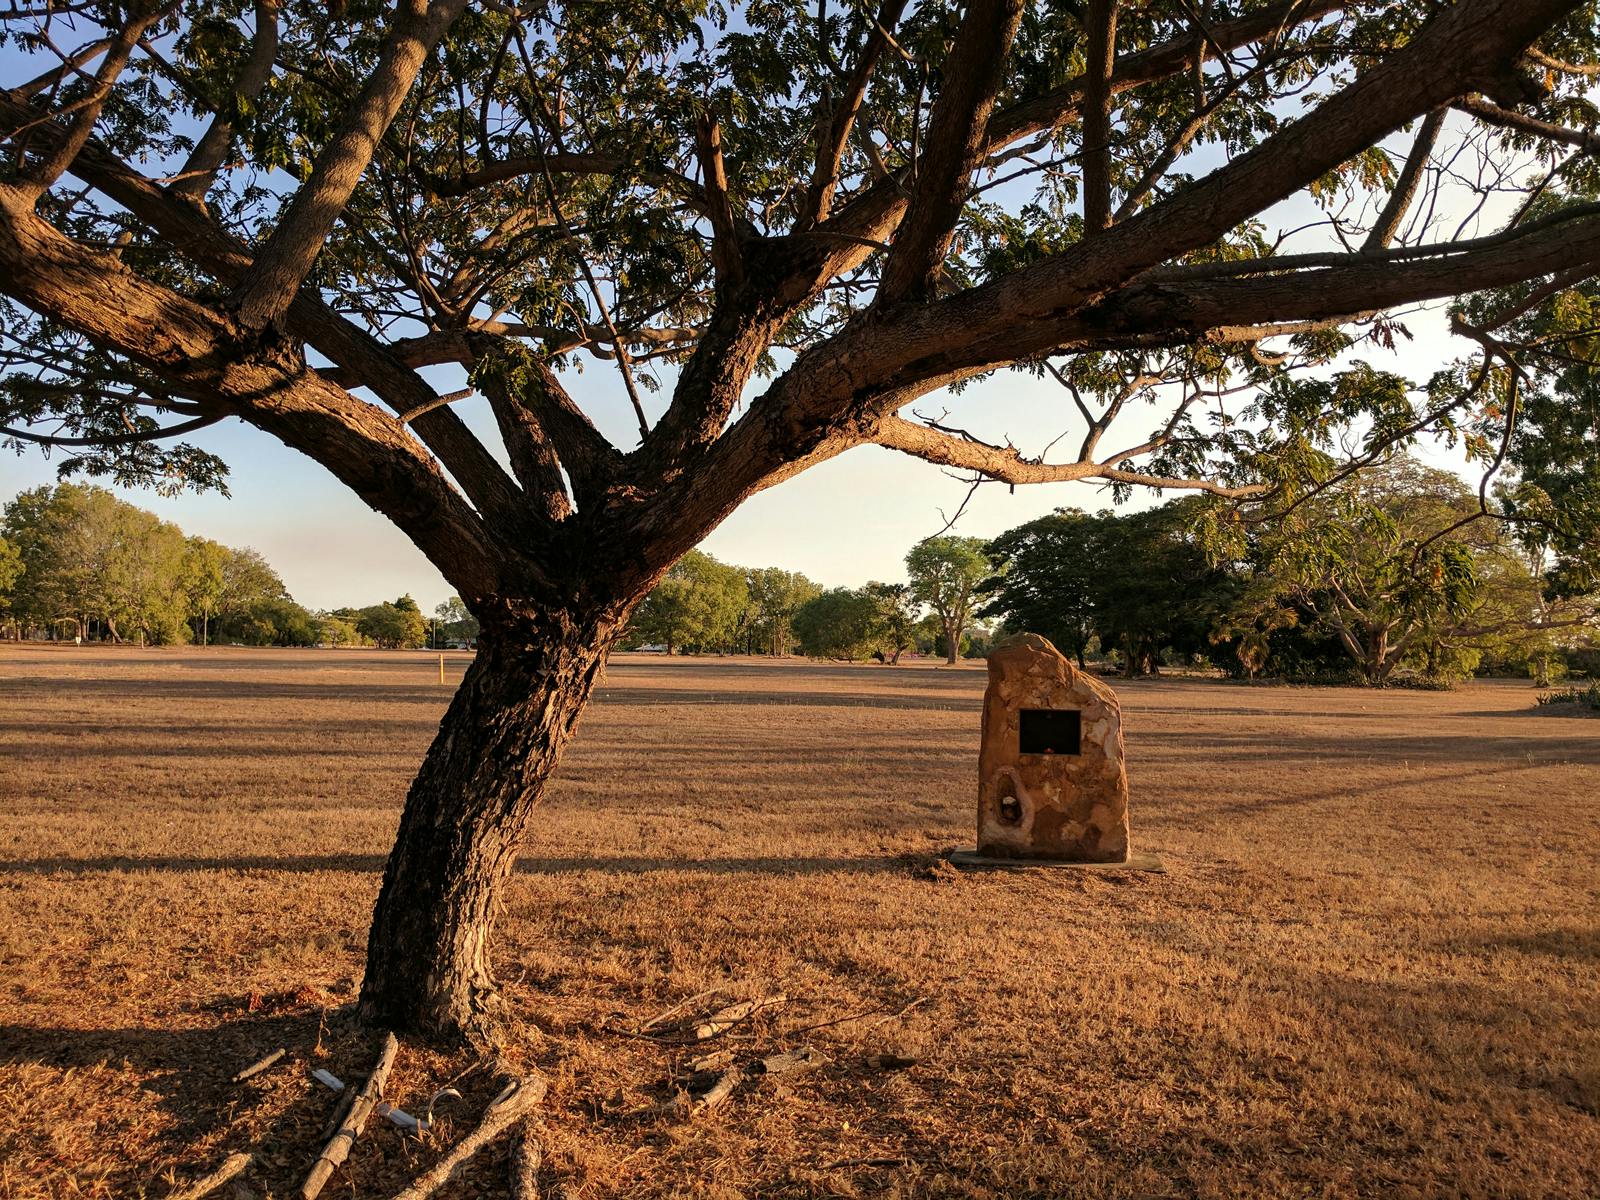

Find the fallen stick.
[
  {"left": 639, "top": 987, "right": 722, "bottom": 1032},
  {"left": 508, "top": 1119, "right": 542, "bottom": 1199},
  {"left": 785, "top": 996, "right": 926, "bottom": 1038},
  {"left": 389, "top": 1073, "right": 549, "bottom": 1200},
  {"left": 695, "top": 1065, "right": 745, "bottom": 1111},
  {"left": 318, "top": 1086, "right": 357, "bottom": 1141},
  {"left": 301, "top": 1032, "right": 400, "bottom": 1200},
  {"left": 689, "top": 993, "right": 787, "bottom": 1041},
  {"left": 756, "top": 1046, "right": 824, "bottom": 1077},
  {"left": 166, "top": 1151, "right": 252, "bottom": 1200},
  {"left": 230, "top": 1048, "right": 286, "bottom": 1084},
  {"left": 863, "top": 1053, "right": 918, "bottom": 1071}
]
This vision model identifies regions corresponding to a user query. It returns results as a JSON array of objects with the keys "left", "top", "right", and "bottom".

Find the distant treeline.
[
  {"left": 629, "top": 457, "right": 1599, "bottom": 686},
  {"left": 7, "top": 456, "right": 1595, "bottom": 685},
  {"left": 624, "top": 535, "right": 996, "bottom": 664},
  {"left": 0, "top": 484, "right": 480, "bottom": 648}
]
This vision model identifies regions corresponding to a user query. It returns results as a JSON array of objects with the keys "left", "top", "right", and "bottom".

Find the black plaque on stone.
[{"left": 1018, "top": 708, "right": 1081, "bottom": 756}]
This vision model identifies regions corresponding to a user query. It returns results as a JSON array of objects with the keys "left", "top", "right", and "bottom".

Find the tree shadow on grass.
[{"left": 0, "top": 1007, "right": 367, "bottom": 1197}]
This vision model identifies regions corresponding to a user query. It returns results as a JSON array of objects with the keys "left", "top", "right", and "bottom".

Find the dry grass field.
[{"left": 0, "top": 645, "right": 1596, "bottom": 1199}]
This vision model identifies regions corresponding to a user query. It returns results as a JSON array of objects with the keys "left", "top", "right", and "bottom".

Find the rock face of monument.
[{"left": 978, "top": 633, "right": 1130, "bottom": 862}]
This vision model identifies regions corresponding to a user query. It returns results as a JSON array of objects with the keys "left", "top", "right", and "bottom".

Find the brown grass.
[{"left": 0, "top": 644, "right": 1596, "bottom": 1199}]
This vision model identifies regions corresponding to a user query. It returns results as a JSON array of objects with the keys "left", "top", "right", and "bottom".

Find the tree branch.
[
  {"left": 0, "top": 84, "right": 534, "bottom": 533},
  {"left": 798, "top": 0, "right": 909, "bottom": 229},
  {"left": 0, "top": 413, "right": 220, "bottom": 446},
  {"left": 1454, "top": 94, "right": 1600, "bottom": 154},
  {"left": 0, "top": 181, "right": 508, "bottom": 599},
  {"left": 170, "top": 0, "right": 280, "bottom": 203},
  {"left": 875, "top": 0, "right": 1026, "bottom": 304},
  {"left": 234, "top": 0, "right": 469, "bottom": 330},
  {"left": 1081, "top": 0, "right": 1119, "bottom": 234},
  {"left": 695, "top": 112, "right": 744, "bottom": 286},
  {"left": 873, "top": 414, "right": 1266, "bottom": 496},
  {"left": 1363, "top": 108, "right": 1446, "bottom": 252},
  {"left": 15, "top": 5, "right": 166, "bottom": 199}
]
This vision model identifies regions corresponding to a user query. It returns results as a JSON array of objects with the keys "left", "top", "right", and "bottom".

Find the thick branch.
[
  {"left": 170, "top": 0, "right": 280, "bottom": 202},
  {"left": 695, "top": 113, "right": 744, "bottom": 286},
  {"left": 1364, "top": 108, "right": 1446, "bottom": 252},
  {"left": 1081, "top": 0, "right": 1119, "bottom": 234},
  {"left": 235, "top": 0, "right": 468, "bottom": 330},
  {"left": 16, "top": 6, "right": 164, "bottom": 199},
  {"left": 0, "top": 182, "right": 507, "bottom": 599},
  {"left": 799, "top": 0, "right": 909, "bottom": 229},
  {"left": 875, "top": 0, "right": 1026, "bottom": 304},
  {"left": 0, "top": 85, "right": 533, "bottom": 532}
]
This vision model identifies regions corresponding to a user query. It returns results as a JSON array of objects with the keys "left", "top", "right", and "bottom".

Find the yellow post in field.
[{"left": 439, "top": 652, "right": 445, "bottom": 684}]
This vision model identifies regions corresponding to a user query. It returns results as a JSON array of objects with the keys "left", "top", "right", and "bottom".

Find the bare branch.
[
  {"left": 873, "top": 415, "right": 1265, "bottom": 497},
  {"left": 0, "top": 414, "right": 220, "bottom": 446}
]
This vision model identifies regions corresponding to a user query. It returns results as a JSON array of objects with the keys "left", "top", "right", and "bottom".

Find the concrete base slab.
[{"left": 946, "top": 849, "right": 1166, "bottom": 873}]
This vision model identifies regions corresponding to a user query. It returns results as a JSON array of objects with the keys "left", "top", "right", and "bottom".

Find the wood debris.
[
  {"left": 508, "top": 1120, "right": 542, "bottom": 1199},
  {"left": 300, "top": 1031, "right": 399, "bottom": 1200},
  {"left": 165, "top": 1151, "right": 252, "bottom": 1200},
  {"left": 228, "top": 1048, "right": 286, "bottom": 1085},
  {"left": 863, "top": 1053, "right": 918, "bottom": 1071},
  {"left": 389, "top": 1072, "right": 549, "bottom": 1200}
]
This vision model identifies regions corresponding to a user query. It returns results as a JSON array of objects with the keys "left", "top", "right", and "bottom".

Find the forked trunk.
[{"left": 359, "top": 606, "right": 619, "bottom": 1041}]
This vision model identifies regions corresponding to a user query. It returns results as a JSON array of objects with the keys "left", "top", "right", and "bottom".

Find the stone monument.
[{"left": 951, "top": 633, "right": 1159, "bottom": 870}]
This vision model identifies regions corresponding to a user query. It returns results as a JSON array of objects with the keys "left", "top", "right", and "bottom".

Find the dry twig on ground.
[
  {"left": 390, "top": 1073, "right": 549, "bottom": 1200},
  {"left": 228, "top": 1047, "right": 285, "bottom": 1084},
  {"left": 301, "top": 1031, "right": 399, "bottom": 1200},
  {"left": 165, "top": 1151, "right": 252, "bottom": 1200}
]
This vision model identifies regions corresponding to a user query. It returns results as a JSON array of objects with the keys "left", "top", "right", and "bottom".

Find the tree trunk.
[
  {"left": 943, "top": 617, "right": 958, "bottom": 665},
  {"left": 359, "top": 606, "right": 620, "bottom": 1041}
]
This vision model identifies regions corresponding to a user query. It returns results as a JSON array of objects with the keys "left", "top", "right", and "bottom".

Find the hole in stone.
[{"left": 995, "top": 776, "right": 1022, "bottom": 825}]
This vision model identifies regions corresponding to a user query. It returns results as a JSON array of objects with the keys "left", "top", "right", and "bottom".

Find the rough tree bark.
[{"left": 359, "top": 602, "right": 628, "bottom": 1038}]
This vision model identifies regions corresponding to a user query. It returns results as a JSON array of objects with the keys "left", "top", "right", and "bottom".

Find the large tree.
[
  {"left": 905, "top": 535, "right": 991, "bottom": 664},
  {"left": 2, "top": 0, "right": 1599, "bottom": 1038}
]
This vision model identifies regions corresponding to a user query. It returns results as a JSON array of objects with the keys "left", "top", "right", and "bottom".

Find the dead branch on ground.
[{"left": 301, "top": 1031, "right": 399, "bottom": 1200}]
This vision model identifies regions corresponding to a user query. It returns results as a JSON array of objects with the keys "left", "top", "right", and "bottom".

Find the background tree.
[
  {"left": 794, "top": 587, "right": 885, "bottom": 660},
  {"left": 357, "top": 596, "right": 429, "bottom": 649},
  {"left": 0, "top": 533, "right": 21, "bottom": 637},
  {"left": 906, "top": 536, "right": 992, "bottom": 665},
  {"left": 1207, "top": 456, "right": 1598, "bottom": 684},
  {"left": 2, "top": 0, "right": 1597, "bottom": 1037},
  {"left": 742, "top": 567, "right": 821, "bottom": 656},
  {"left": 982, "top": 509, "right": 1108, "bottom": 666},
  {"left": 866, "top": 582, "right": 921, "bottom": 663},
  {"left": 984, "top": 500, "right": 1234, "bottom": 675},
  {"left": 629, "top": 549, "right": 749, "bottom": 654},
  {"left": 182, "top": 536, "right": 227, "bottom": 646},
  {"left": 435, "top": 595, "right": 481, "bottom": 646}
]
